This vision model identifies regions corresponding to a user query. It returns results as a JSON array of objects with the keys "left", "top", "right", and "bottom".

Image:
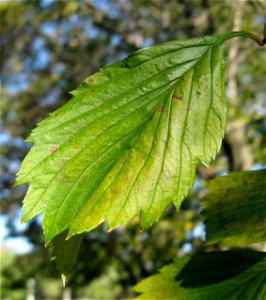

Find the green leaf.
[
  {"left": 202, "top": 169, "right": 266, "bottom": 246},
  {"left": 134, "top": 250, "right": 266, "bottom": 300},
  {"left": 17, "top": 32, "right": 250, "bottom": 244},
  {"left": 51, "top": 231, "right": 84, "bottom": 282}
]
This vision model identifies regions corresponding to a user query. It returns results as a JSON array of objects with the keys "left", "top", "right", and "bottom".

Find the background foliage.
[{"left": 1, "top": 0, "right": 265, "bottom": 299}]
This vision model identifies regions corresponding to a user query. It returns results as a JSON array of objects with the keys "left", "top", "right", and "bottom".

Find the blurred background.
[{"left": 0, "top": 0, "right": 265, "bottom": 299}]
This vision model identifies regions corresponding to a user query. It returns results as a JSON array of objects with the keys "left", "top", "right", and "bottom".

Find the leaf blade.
[{"left": 17, "top": 34, "right": 228, "bottom": 243}]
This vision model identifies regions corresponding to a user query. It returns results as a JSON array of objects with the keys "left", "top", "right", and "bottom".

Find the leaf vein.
[
  {"left": 176, "top": 68, "right": 196, "bottom": 200},
  {"left": 114, "top": 100, "right": 167, "bottom": 221},
  {"left": 203, "top": 47, "right": 214, "bottom": 158},
  {"left": 144, "top": 89, "right": 174, "bottom": 218}
]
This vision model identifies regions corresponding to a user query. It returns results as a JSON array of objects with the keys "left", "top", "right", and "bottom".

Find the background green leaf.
[
  {"left": 134, "top": 250, "right": 266, "bottom": 300},
  {"left": 51, "top": 231, "right": 84, "bottom": 282},
  {"left": 202, "top": 169, "right": 266, "bottom": 246},
  {"left": 17, "top": 34, "right": 230, "bottom": 244}
]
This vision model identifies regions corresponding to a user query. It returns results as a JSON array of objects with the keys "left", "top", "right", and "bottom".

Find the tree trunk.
[{"left": 224, "top": 1, "right": 253, "bottom": 171}]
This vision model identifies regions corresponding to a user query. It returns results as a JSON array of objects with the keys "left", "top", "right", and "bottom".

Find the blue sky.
[{"left": 0, "top": 215, "right": 33, "bottom": 254}]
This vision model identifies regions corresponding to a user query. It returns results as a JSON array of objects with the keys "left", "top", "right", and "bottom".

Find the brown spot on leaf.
[
  {"left": 157, "top": 106, "right": 163, "bottom": 112},
  {"left": 88, "top": 77, "right": 94, "bottom": 83},
  {"left": 50, "top": 146, "right": 58, "bottom": 153},
  {"left": 91, "top": 89, "right": 96, "bottom": 93},
  {"left": 172, "top": 95, "right": 183, "bottom": 100}
]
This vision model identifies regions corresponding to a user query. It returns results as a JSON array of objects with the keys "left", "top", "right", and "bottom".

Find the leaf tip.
[{"left": 12, "top": 178, "right": 20, "bottom": 188}]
